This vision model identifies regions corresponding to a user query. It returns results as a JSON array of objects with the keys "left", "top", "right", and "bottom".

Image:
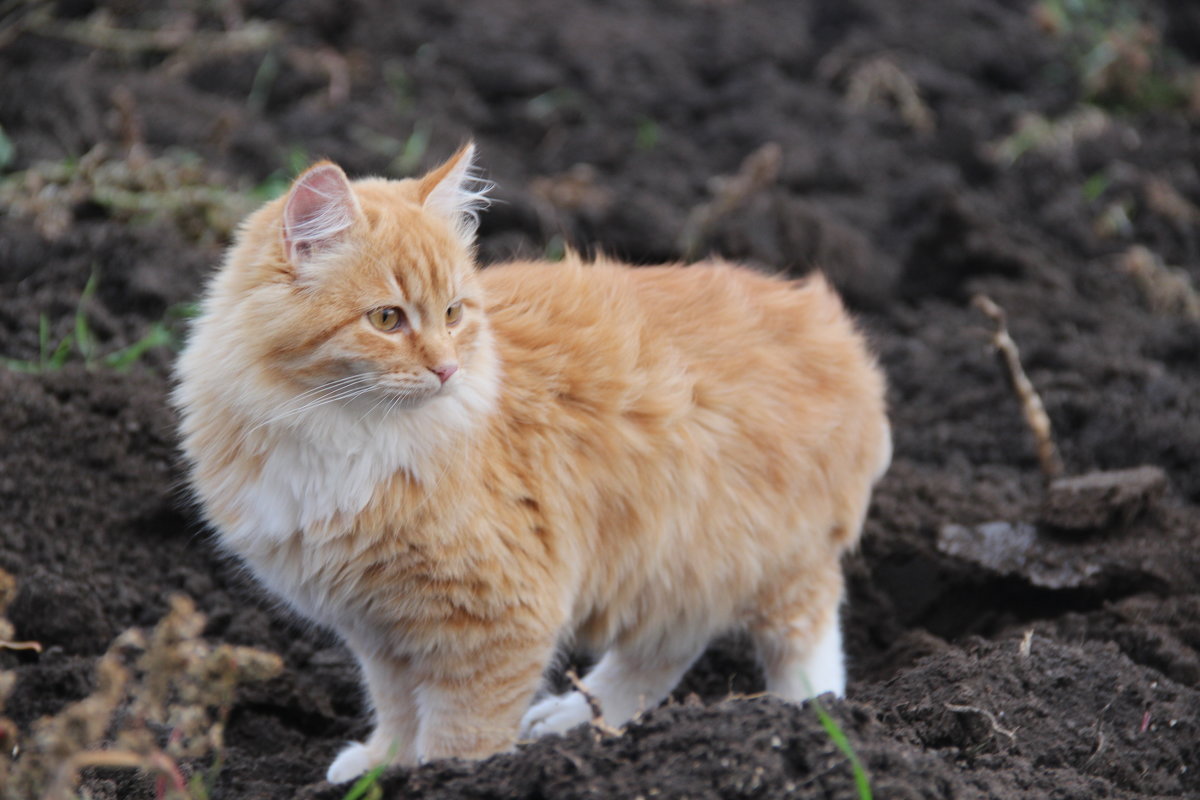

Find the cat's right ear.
[{"left": 282, "top": 162, "right": 361, "bottom": 268}]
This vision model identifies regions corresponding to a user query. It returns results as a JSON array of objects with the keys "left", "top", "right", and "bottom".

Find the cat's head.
[{"left": 215, "top": 143, "right": 495, "bottom": 413}]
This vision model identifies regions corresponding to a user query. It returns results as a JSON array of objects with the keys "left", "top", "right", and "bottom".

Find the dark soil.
[{"left": 2, "top": 1, "right": 1199, "bottom": 798}]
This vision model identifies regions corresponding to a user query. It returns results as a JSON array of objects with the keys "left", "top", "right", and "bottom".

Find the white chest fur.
[
  {"left": 218, "top": 379, "right": 492, "bottom": 553},
  {"left": 202, "top": 380, "right": 491, "bottom": 632}
]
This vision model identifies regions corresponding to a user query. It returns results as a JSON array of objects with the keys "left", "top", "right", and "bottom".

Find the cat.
[{"left": 173, "top": 142, "right": 891, "bottom": 783}]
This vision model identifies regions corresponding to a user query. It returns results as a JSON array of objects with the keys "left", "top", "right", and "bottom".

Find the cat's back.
[{"left": 480, "top": 256, "right": 883, "bottom": 418}]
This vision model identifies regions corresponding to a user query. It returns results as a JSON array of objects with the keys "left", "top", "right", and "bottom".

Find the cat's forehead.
[{"left": 358, "top": 196, "right": 472, "bottom": 302}]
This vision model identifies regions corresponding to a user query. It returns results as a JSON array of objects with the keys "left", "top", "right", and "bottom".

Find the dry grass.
[
  {"left": 0, "top": 144, "right": 259, "bottom": 244},
  {"left": 0, "top": 570, "right": 282, "bottom": 800}
]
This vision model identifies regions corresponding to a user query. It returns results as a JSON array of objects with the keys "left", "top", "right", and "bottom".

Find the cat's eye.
[
  {"left": 446, "top": 301, "right": 463, "bottom": 326},
  {"left": 367, "top": 306, "right": 406, "bottom": 332}
]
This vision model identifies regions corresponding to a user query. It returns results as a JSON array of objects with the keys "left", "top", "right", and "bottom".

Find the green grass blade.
[
  {"left": 38, "top": 313, "right": 50, "bottom": 368},
  {"left": 0, "top": 123, "right": 15, "bottom": 170},
  {"left": 392, "top": 122, "right": 430, "bottom": 176},
  {"left": 1, "top": 358, "right": 41, "bottom": 373},
  {"left": 800, "top": 673, "right": 872, "bottom": 800},
  {"left": 102, "top": 323, "right": 173, "bottom": 371},
  {"left": 341, "top": 763, "right": 387, "bottom": 800},
  {"left": 75, "top": 269, "right": 99, "bottom": 364},
  {"left": 1082, "top": 172, "right": 1109, "bottom": 202},
  {"left": 340, "top": 742, "right": 398, "bottom": 800},
  {"left": 167, "top": 300, "right": 201, "bottom": 321},
  {"left": 810, "top": 696, "right": 873, "bottom": 800},
  {"left": 247, "top": 49, "right": 281, "bottom": 114},
  {"left": 48, "top": 331, "right": 74, "bottom": 369}
]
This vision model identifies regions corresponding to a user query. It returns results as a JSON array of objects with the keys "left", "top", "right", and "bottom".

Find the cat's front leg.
[
  {"left": 327, "top": 649, "right": 421, "bottom": 783},
  {"left": 413, "top": 635, "right": 556, "bottom": 761}
]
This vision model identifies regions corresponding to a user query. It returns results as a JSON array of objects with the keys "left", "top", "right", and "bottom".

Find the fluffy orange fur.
[{"left": 174, "top": 144, "right": 891, "bottom": 782}]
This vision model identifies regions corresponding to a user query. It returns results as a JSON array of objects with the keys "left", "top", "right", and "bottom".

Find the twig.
[
  {"left": 565, "top": 670, "right": 623, "bottom": 737},
  {"left": 677, "top": 142, "right": 782, "bottom": 260},
  {"left": 26, "top": 17, "right": 278, "bottom": 58},
  {"left": 846, "top": 56, "right": 936, "bottom": 135},
  {"left": 945, "top": 703, "right": 1018, "bottom": 743},
  {"left": 972, "top": 294, "right": 1064, "bottom": 481},
  {"left": 1084, "top": 725, "right": 1107, "bottom": 767},
  {"left": 0, "top": 638, "right": 43, "bottom": 653},
  {"left": 552, "top": 745, "right": 587, "bottom": 773}
]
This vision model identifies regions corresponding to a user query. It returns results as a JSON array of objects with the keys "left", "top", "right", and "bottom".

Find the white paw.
[
  {"left": 519, "top": 691, "right": 593, "bottom": 738},
  {"left": 326, "top": 741, "right": 380, "bottom": 784}
]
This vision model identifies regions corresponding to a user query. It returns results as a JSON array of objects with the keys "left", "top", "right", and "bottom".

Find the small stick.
[
  {"left": 0, "top": 638, "right": 42, "bottom": 653},
  {"left": 945, "top": 703, "right": 1018, "bottom": 743},
  {"left": 1084, "top": 726, "right": 1107, "bottom": 766},
  {"left": 26, "top": 17, "right": 277, "bottom": 58},
  {"left": 972, "top": 294, "right": 1064, "bottom": 481},
  {"left": 677, "top": 142, "right": 782, "bottom": 260},
  {"left": 565, "top": 669, "right": 623, "bottom": 737}
]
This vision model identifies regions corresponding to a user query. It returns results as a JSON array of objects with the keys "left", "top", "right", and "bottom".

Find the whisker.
[
  {"left": 246, "top": 374, "right": 376, "bottom": 425},
  {"left": 268, "top": 383, "right": 378, "bottom": 424},
  {"left": 283, "top": 374, "right": 374, "bottom": 406},
  {"left": 240, "top": 376, "right": 379, "bottom": 442},
  {"left": 356, "top": 388, "right": 400, "bottom": 424}
]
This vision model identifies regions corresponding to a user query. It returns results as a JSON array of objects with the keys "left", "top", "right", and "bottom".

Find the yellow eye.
[
  {"left": 367, "top": 307, "right": 406, "bottom": 332},
  {"left": 446, "top": 301, "right": 463, "bottom": 326}
]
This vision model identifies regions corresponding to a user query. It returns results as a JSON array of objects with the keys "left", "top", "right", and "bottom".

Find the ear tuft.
[
  {"left": 417, "top": 142, "right": 492, "bottom": 241},
  {"left": 282, "top": 162, "right": 360, "bottom": 267}
]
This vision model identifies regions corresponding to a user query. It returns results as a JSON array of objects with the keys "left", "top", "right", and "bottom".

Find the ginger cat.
[{"left": 174, "top": 143, "right": 891, "bottom": 783}]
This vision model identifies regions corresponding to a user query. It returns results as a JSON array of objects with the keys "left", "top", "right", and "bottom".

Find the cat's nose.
[{"left": 431, "top": 363, "right": 459, "bottom": 384}]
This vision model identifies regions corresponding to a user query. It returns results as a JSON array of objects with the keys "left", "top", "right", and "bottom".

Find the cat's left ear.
[
  {"left": 417, "top": 142, "right": 492, "bottom": 242},
  {"left": 282, "top": 161, "right": 361, "bottom": 269}
]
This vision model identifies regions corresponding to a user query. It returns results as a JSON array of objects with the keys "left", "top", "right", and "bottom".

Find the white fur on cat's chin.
[{"left": 215, "top": 331, "right": 498, "bottom": 553}]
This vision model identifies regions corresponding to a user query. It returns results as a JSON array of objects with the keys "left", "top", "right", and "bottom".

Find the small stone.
[{"left": 938, "top": 521, "right": 1101, "bottom": 589}]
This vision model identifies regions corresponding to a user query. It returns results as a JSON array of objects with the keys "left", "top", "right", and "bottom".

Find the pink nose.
[{"left": 432, "top": 364, "right": 459, "bottom": 384}]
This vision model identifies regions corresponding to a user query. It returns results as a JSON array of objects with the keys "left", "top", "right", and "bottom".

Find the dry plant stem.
[
  {"left": 1085, "top": 727, "right": 1107, "bottom": 766},
  {"left": 44, "top": 750, "right": 185, "bottom": 800},
  {"left": 944, "top": 703, "right": 1018, "bottom": 743},
  {"left": 0, "top": 589, "right": 282, "bottom": 800},
  {"left": 25, "top": 17, "right": 277, "bottom": 59},
  {"left": 677, "top": 142, "right": 782, "bottom": 259},
  {"left": 845, "top": 56, "right": 936, "bottom": 135},
  {"left": 972, "top": 294, "right": 1064, "bottom": 481},
  {"left": 1120, "top": 245, "right": 1200, "bottom": 321},
  {"left": 564, "top": 670, "right": 623, "bottom": 737}
]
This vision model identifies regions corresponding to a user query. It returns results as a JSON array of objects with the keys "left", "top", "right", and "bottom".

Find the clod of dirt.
[
  {"left": 1040, "top": 465, "right": 1168, "bottom": 533},
  {"left": 898, "top": 187, "right": 1038, "bottom": 300},
  {"left": 937, "top": 521, "right": 1102, "bottom": 589}
]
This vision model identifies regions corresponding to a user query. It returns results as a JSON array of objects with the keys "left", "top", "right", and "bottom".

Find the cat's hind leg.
[
  {"left": 519, "top": 643, "right": 704, "bottom": 738},
  {"left": 751, "top": 591, "right": 846, "bottom": 701}
]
